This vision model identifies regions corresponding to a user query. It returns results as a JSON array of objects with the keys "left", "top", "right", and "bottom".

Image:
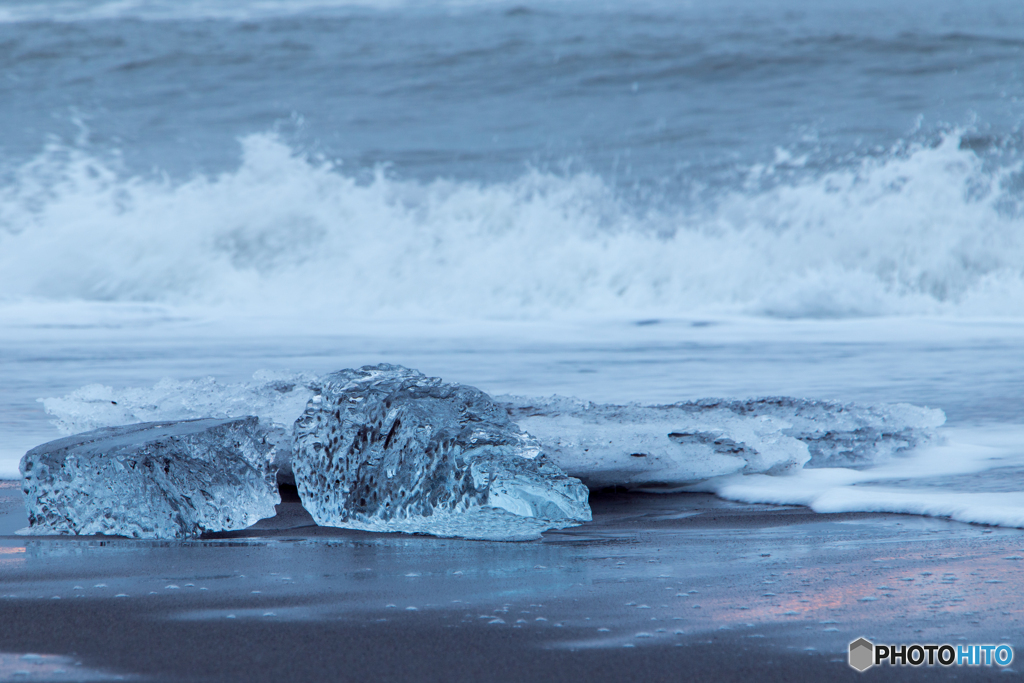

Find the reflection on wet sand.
[{"left": 0, "top": 489, "right": 1020, "bottom": 681}]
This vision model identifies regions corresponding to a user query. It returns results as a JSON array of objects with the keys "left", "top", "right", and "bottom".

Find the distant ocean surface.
[
  {"left": 2, "top": 0, "right": 1023, "bottom": 530},
  {"left": 1, "top": 0, "right": 1023, "bottom": 318}
]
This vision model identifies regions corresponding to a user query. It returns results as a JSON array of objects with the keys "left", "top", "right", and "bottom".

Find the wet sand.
[{"left": 1, "top": 482, "right": 1021, "bottom": 681}]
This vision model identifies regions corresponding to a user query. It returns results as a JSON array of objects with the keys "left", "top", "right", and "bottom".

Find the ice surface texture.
[
  {"left": 292, "top": 365, "right": 591, "bottom": 541},
  {"left": 20, "top": 417, "right": 279, "bottom": 539},
  {"left": 39, "top": 373, "right": 318, "bottom": 484},
  {"left": 502, "top": 396, "right": 945, "bottom": 490}
]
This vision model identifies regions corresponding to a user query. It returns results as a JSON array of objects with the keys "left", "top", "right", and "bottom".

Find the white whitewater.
[{"left": 1, "top": 133, "right": 1022, "bottom": 320}]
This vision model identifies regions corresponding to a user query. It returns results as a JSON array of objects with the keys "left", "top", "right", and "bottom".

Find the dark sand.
[{"left": 1, "top": 481, "right": 1021, "bottom": 682}]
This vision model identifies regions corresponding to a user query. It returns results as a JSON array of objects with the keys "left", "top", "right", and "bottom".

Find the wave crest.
[{"left": 2, "top": 132, "right": 1023, "bottom": 319}]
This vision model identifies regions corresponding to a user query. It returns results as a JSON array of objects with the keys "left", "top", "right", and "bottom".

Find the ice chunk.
[
  {"left": 292, "top": 364, "right": 591, "bottom": 540},
  {"left": 20, "top": 417, "right": 280, "bottom": 539},
  {"left": 501, "top": 396, "right": 945, "bottom": 490}
]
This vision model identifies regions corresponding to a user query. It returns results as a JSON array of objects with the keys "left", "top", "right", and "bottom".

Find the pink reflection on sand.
[
  {"left": 0, "top": 652, "right": 129, "bottom": 681},
  {"left": 0, "top": 545, "right": 25, "bottom": 567},
  {"left": 677, "top": 550, "right": 1023, "bottom": 636}
]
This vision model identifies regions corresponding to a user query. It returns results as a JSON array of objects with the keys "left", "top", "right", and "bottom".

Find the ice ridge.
[
  {"left": 501, "top": 396, "right": 945, "bottom": 490},
  {"left": 36, "top": 373, "right": 947, "bottom": 500}
]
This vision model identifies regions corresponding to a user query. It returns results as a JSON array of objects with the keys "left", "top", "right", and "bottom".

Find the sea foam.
[{"left": 1, "top": 131, "right": 1023, "bottom": 320}]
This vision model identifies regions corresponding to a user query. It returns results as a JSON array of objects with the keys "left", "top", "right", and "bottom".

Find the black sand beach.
[{"left": 1, "top": 481, "right": 1020, "bottom": 681}]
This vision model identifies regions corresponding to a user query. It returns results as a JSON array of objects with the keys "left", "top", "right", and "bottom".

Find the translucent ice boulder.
[
  {"left": 501, "top": 396, "right": 945, "bottom": 490},
  {"left": 292, "top": 364, "right": 591, "bottom": 541},
  {"left": 20, "top": 417, "right": 280, "bottom": 539}
]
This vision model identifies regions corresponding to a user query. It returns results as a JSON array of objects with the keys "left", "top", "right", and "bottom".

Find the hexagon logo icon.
[{"left": 849, "top": 638, "right": 874, "bottom": 672}]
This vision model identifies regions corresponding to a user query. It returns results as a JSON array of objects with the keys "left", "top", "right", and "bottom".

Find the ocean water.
[{"left": 1, "top": 0, "right": 1023, "bottom": 530}]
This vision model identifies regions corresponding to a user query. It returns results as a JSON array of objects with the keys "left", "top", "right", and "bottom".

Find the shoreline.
[{"left": 2, "top": 485, "right": 1021, "bottom": 680}]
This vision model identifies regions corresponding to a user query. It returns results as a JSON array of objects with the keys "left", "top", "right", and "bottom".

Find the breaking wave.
[{"left": 2, "top": 131, "right": 1023, "bottom": 319}]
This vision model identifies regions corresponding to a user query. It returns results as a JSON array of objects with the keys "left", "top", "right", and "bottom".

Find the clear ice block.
[
  {"left": 292, "top": 364, "right": 591, "bottom": 540},
  {"left": 20, "top": 417, "right": 280, "bottom": 539}
]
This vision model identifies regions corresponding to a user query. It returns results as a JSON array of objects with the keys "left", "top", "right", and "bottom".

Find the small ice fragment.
[
  {"left": 263, "top": 612, "right": 275, "bottom": 617},
  {"left": 405, "top": 606, "right": 418, "bottom": 611},
  {"left": 488, "top": 618, "right": 505, "bottom": 625},
  {"left": 115, "top": 594, "right": 128, "bottom": 598},
  {"left": 226, "top": 614, "right": 236, "bottom": 619},
  {"left": 598, "top": 628, "right": 610, "bottom": 632},
  {"left": 635, "top": 632, "right": 653, "bottom": 638},
  {"left": 535, "top": 617, "right": 547, "bottom": 622},
  {"left": 93, "top": 584, "right": 107, "bottom": 588},
  {"left": 405, "top": 573, "right": 421, "bottom": 577},
  {"left": 166, "top": 585, "right": 179, "bottom": 590},
  {"left": 859, "top": 597, "right": 878, "bottom": 602}
]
